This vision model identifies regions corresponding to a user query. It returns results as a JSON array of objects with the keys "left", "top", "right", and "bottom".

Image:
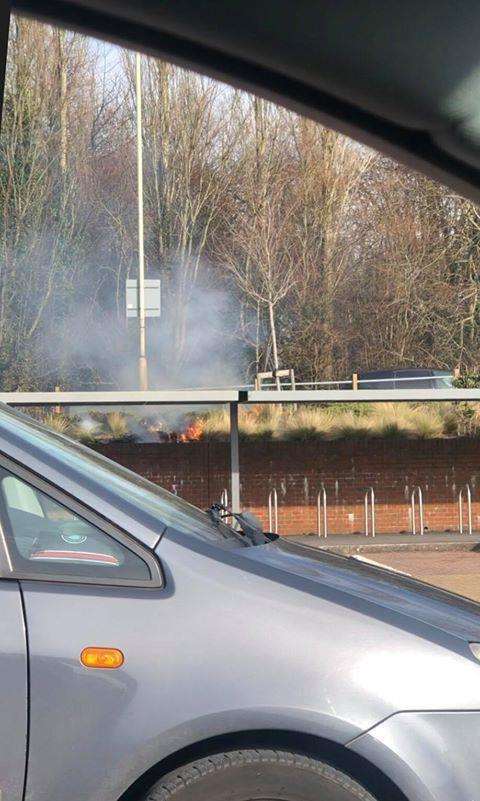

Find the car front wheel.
[{"left": 143, "top": 748, "right": 378, "bottom": 800}]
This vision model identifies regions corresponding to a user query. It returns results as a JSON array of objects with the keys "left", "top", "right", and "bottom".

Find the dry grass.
[
  {"left": 78, "top": 410, "right": 136, "bottom": 443},
  {"left": 30, "top": 409, "right": 136, "bottom": 443},
  {"left": 30, "top": 402, "right": 480, "bottom": 443},
  {"left": 200, "top": 405, "right": 285, "bottom": 440},
  {"left": 439, "top": 402, "right": 480, "bottom": 437},
  {"left": 360, "top": 404, "right": 445, "bottom": 439},
  {"left": 105, "top": 411, "right": 133, "bottom": 440},
  {"left": 276, "top": 407, "right": 333, "bottom": 440},
  {"left": 37, "top": 411, "right": 73, "bottom": 435},
  {"left": 200, "top": 402, "right": 471, "bottom": 441},
  {"left": 407, "top": 406, "right": 445, "bottom": 439},
  {"left": 325, "top": 410, "right": 374, "bottom": 439},
  {"left": 247, "top": 405, "right": 285, "bottom": 438},
  {"left": 200, "top": 408, "right": 230, "bottom": 440}
]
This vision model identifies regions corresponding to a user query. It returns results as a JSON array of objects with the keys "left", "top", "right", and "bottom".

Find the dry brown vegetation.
[
  {"left": 197, "top": 404, "right": 454, "bottom": 441},
  {"left": 29, "top": 402, "right": 480, "bottom": 443}
]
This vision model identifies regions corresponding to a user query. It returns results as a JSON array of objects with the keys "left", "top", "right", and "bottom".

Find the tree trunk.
[
  {"left": 57, "top": 32, "right": 68, "bottom": 179},
  {"left": 268, "top": 299, "right": 281, "bottom": 389}
]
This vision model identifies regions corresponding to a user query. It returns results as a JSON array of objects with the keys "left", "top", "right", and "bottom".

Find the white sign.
[{"left": 126, "top": 278, "right": 161, "bottom": 317}]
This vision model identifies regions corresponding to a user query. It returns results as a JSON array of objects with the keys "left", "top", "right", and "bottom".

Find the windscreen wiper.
[
  {"left": 207, "top": 503, "right": 276, "bottom": 546},
  {"left": 206, "top": 503, "right": 250, "bottom": 545}
]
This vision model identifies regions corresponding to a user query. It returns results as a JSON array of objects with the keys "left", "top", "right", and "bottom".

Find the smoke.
[
  {"left": 31, "top": 265, "right": 255, "bottom": 446},
  {"left": 40, "top": 275, "right": 248, "bottom": 392},
  {"left": 151, "top": 284, "right": 247, "bottom": 390}
]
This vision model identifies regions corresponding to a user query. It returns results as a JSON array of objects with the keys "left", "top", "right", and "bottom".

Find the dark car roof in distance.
[
  {"left": 361, "top": 368, "right": 451, "bottom": 377},
  {"left": 359, "top": 367, "right": 453, "bottom": 389}
]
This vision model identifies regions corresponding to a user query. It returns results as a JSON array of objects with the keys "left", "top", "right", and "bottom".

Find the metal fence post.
[
  {"left": 229, "top": 402, "right": 240, "bottom": 514},
  {"left": 458, "top": 484, "right": 472, "bottom": 535},
  {"left": 268, "top": 488, "right": 278, "bottom": 533},
  {"left": 317, "top": 487, "right": 327, "bottom": 538},
  {"left": 411, "top": 486, "right": 424, "bottom": 535},
  {"left": 220, "top": 488, "right": 229, "bottom": 509},
  {"left": 364, "top": 486, "right": 375, "bottom": 537}
]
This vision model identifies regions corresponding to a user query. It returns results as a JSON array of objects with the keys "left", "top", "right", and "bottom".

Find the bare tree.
[{"left": 215, "top": 98, "right": 300, "bottom": 380}]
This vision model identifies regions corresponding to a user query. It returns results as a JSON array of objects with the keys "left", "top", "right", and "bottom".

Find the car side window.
[
  {"left": 3, "top": 476, "right": 44, "bottom": 518},
  {"left": 0, "top": 471, "right": 151, "bottom": 582}
]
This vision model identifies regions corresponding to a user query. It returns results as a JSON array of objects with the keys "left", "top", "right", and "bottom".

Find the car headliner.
[{"left": 7, "top": 0, "right": 480, "bottom": 203}]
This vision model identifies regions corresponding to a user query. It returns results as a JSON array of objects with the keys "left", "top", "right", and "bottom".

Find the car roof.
[
  {"left": 10, "top": 0, "right": 480, "bottom": 202},
  {"left": 361, "top": 368, "right": 450, "bottom": 377}
]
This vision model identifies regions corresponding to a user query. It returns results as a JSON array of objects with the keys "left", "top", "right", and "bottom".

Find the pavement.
[
  {"left": 366, "top": 551, "right": 480, "bottom": 602},
  {"left": 291, "top": 531, "right": 480, "bottom": 554},
  {"left": 290, "top": 532, "right": 480, "bottom": 602}
]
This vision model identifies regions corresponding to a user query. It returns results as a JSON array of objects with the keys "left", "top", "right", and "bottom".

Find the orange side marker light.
[{"left": 80, "top": 647, "right": 124, "bottom": 669}]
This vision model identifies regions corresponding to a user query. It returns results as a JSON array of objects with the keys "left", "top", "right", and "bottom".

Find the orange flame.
[{"left": 179, "top": 419, "right": 204, "bottom": 442}]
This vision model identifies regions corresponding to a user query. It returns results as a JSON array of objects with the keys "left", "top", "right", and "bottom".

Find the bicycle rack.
[
  {"left": 268, "top": 488, "right": 278, "bottom": 533},
  {"left": 316, "top": 487, "right": 328, "bottom": 538},
  {"left": 220, "top": 488, "right": 229, "bottom": 509},
  {"left": 411, "top": 486, "right": 424, "bottom": 535},
  {"left": 458, "top": 484, "right": 472, "bottom": 535},
  {"left": 364, "top": 487, "right": 375, "bottom": 537}
]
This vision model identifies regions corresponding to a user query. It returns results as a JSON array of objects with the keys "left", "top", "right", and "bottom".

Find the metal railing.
[
  {"left": 268, "top": 488, "right": 278, "bottom": 534},
  {"left": 220, "top": 488, "right": 229, "bottom": 509},
  {"left": 198, "top": 372, "right": 454, "bottom": 391},
  {"left": 316, "top": 487, "right": 327, "bottom": 538},
  {"left": 364, "top": 486, "right": 375, "bottom": 537},
  {"left": 411, "top": 486, "right": 424, "bottom": 535},
  {"left": 458, "top": 484, "right": 473, "bottom": 535}
]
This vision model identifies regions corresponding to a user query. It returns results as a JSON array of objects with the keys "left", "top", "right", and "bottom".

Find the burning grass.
[{"left": 28, "top": 401, "right": 480, "bottom": 444}]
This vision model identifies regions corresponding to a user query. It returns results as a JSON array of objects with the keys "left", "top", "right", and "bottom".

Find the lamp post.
[{"left": 135, "top": 51, "right": 148, "bottom": 390}]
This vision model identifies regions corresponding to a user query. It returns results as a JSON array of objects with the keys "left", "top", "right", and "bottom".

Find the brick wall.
[{"left": 96, "top": 438, "right": 480, "bottom": 535}]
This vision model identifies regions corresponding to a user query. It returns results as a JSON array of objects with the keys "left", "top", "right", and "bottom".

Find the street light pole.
[{"left": 136, "top": 51, "right": 148, "bottom": 390}]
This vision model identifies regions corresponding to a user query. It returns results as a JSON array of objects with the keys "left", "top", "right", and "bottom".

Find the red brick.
[{"left": 95, "top": 438, "right": 480, "bottom": 536}]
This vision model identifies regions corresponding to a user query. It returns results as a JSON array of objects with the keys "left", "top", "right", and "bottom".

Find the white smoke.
[{"left": 45, "top": 277, "right": 249, "bottom": 391}]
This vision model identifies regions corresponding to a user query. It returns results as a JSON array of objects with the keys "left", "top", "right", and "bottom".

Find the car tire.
[{"left": 143, "top": 748, "right": 378, "bottom": 800}]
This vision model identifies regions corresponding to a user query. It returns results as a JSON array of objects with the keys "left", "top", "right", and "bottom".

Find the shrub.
[
  {"left": 37, "top": 411, "right": 74, "bottom": 436},
  {"left": 82, "top": 411, "right": 138, "bottom": 443},
  {"left": 371, "top": 405, "right": 406, "bottom": 438},
  {"left": 251, "top": 404, "right": 287, "bottom": 439},
  {"left": 105, "top": 411, "right": 133, "bottom": 440},
  {"left": 407, "top": 406, "right": 444, "bottom": 439},
  {"left": 326, "top": 410, "right": 374, "bottom": 439},
  {"left": 200, "top": 408, "right": 230, "bottom": 440},
  {"left": 453, "top": 373, "right": 480, "bottom": 388},
  {"left": 277, "top": 407, "right": 333, "bottom": 440},
  {"left": 35, "top": 401, "right": 480, "bottom": 445}
]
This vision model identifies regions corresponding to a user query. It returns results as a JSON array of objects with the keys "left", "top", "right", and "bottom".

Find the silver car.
[{"left": 1, "top": 403, "right": 480, "bottom": 801}]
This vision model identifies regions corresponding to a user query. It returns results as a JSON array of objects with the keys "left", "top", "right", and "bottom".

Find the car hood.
[{"left": 239, "top": 537, "right": 480, "bottom": 643}]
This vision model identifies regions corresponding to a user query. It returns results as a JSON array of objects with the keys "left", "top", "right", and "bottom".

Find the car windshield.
[
  {"left": 432, "top": 372, "right": 453, "bottom": 388},
  {"left": 0, "top": 406, "right": 246, "bottom": 547}
]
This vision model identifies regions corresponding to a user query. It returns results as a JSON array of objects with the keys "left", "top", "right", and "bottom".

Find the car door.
[
  {"left": 0, "top": 577, "right": 28, "bottom": 801},
  {"left": 0, "top": 463, "right": 163, "bottom": 801}
]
